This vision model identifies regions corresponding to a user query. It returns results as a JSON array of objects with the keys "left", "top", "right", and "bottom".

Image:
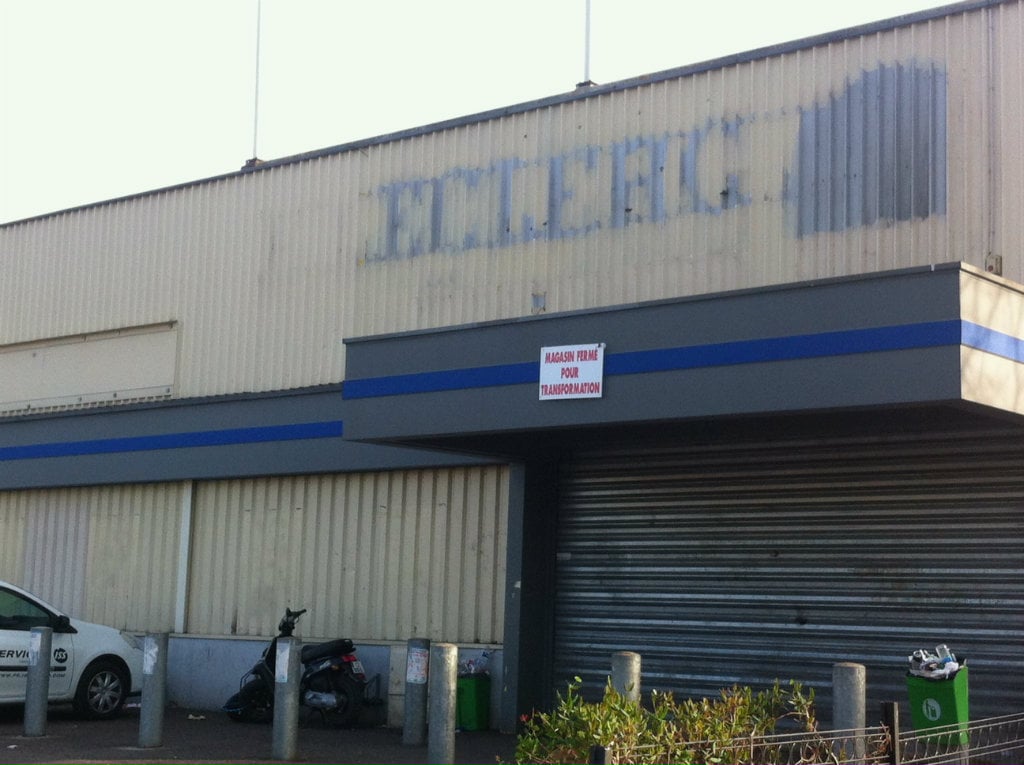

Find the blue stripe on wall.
[
  {"left": 6, "top": 320, "right": 1015, "bottom": 462},
  {"left": 962, "top": 321, "right": 1024, "bottom": 363},
  {"left": 606, "top": 321, "right": 961, "bottom": 375},
  {"left": 343, "top": 319, "right": 966, "bottom": 400},
  {"left": 345, "top": 361, "right": 537, "bottom": 399},
  {"left": 0, "top": 420, "right": 344, "bottom": 462}
]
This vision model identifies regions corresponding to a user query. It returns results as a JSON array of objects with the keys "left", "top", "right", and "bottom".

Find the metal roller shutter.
[{"left": 555, "top": 429, "right": 1024, "bottom": 721}]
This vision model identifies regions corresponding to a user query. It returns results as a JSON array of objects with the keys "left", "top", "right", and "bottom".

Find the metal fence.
[
  {"left": 589, "top": 728, "right": 889, "bottom": 765},
  {"left": 588, "top": 708, "right": 1024, "bottom": 765},
  {"left": 895, "top": 711, "right": 1024, "bottom": 765}
]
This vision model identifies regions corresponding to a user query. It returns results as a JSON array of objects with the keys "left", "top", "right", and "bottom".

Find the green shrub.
[{"left": 515, "top": 677, "right": 841, "bottom": 764}]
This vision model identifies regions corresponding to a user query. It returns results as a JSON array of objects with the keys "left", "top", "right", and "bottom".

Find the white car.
[{"left": 0, "top": 580, "right": 143, "bottom": 718}]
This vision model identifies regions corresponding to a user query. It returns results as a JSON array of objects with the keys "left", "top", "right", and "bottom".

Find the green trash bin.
[
  {"left": 456, "top": 674, "right": 490, "bottom": 731},
  {"left": 906, "top": 666, "right": 969, "bottom": 746}
]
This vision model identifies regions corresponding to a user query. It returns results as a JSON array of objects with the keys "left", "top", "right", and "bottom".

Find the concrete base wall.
[{"left": 166, "top": 636, "right": 502, "bottom": 730}]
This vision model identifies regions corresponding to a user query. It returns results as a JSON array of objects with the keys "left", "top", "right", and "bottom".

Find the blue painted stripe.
[
  {"left": 962, "top": 321, "right": 1024, "bottom": 363},
  {"left": 606, "top": 321, "right": 962, "bottom": 375},
  {"left": 9, "top": 320, "right": 1013, "bottom": 462},
  {"left": 344, "top": 361, "right": 537, "bottom": 399},
  {"left": 0, "top": 420, "right": 344, "bottom": 462},
  {"left": 343, "top": 320, "right": 965, "bottom": 400}
]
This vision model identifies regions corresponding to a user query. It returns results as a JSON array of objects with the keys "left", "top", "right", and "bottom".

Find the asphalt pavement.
[{"left": 0, "top": 704, "right": 518, "bottom": 764}]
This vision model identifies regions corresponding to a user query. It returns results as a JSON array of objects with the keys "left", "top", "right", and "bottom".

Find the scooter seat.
[{"left": 301, "top": 638, "right": 355, "bottom": 663}]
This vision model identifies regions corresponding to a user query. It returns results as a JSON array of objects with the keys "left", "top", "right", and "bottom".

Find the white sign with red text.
[{"left": 539, "top": 343, "right": 605, "bottom": 400}]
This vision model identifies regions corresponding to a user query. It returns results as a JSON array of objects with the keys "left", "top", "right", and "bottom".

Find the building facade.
[{"left": 2, "top": 0, "right": 1023, "bottom": 729}]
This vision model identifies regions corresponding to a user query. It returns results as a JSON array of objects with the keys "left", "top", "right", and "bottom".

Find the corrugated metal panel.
[
  {"left": 84, "top": 483, "right": 186, "bottom": 631},
  {"left": 0, "top": 483, "right": 184, "bottom": 631},
  {"left": 795, "top": 62, "right": 947, "bottom": 237},
  {"left": 0, "top": 324, "right": 176, "bottom": 414},
  {"left": 555, "top": 431, "right": 1024, "bottom": 721},
  {"left": 0, "top": 492, "right": 27, "bottom": 582},
  {"left": 0, "top": 2, "right": 1020, "bottom": 402},
  {"left": 347, "top": 3, "right": 1016, "bottom": 334},
  {"left": 186, "top": 466, "right": 508, "bottom": 643},
  {"left": 0, "top": 164, "right": 354, "bottom": 404},
  {"left": 993, "top": 0, "right": 1024, "bottom": 274},
  {"left": 22, "top": 492, "right": 90, "bottom": 611}
]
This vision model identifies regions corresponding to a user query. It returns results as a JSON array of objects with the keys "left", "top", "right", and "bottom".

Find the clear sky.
[{"left": 1, "top": 0, "right": 951, "bottom": 224}]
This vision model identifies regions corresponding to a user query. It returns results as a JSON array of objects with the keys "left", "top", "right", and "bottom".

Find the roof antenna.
[
  {"left": 243, "top": 0, "right": 264, "bottom": 170},
  {"left": 576, "top": 0, "right": 595, "bottom": 89}
]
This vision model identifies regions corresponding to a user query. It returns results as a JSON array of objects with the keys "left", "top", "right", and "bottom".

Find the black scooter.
[{"left": 223, "top": 607, "right": 367, "bottom": 726}]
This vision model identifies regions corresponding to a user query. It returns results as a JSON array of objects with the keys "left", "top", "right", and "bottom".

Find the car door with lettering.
[{"left": 0, "top": 587, "right": 74, "bottom": 701}]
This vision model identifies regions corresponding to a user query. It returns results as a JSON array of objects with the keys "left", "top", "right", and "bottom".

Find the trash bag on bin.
[
  {"left": 908, "top": 644, "right": 962, "bottom": 680},
  {"left": 457, "top": 649, "right": 490, "bottom": 676}
]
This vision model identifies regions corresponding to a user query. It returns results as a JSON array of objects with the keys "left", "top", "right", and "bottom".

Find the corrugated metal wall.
[
  {"left": 349, "top": 4, "right": 1015, "bottom": 336},
  {"left": 555, "top": 431, "right": 1024, "bottom": 721},
  {"left": 186, "top": 466, "right": 508, "bottom": 643},
  {"left": 0, "top": 166, "right": 353, "bottom": 402},
  {"left": 0, "top": 492, "right": 27, "bottom": 583},
  {"left": 0, "top": 483, "right": 184, "bottom": 631},
  {"left": 795, "top": 62, "right": 947, "bottom": 238},
  {"left": 0, "top": 467, "right": 509, "bottom": 643},
  {"left": 0, "top": 2, "right": 1021, "bottom": 404}
]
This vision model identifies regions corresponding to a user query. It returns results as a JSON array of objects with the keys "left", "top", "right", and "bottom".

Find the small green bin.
[
  {"left": 906, "top": 666, "right": 969, "bottom": 746},
  {"left": 456, "top": 674, "right": 490, "bottom": 731}
]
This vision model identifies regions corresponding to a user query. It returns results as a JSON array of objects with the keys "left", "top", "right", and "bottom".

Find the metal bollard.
[
  {"left": 23, "top": 626, "right": 52, "bottom": 737},
  {"left": 427, "top": 643, "right": 457, "bottom": 765},
  {"left": 611, "top": 651, "right": 641, "bottom": 702},
  {"left": 139, "top": 633, "right": 169, "bottom": 748},
  {"left": 833, "top": 662, "right": 866, "bottom": 761},
  {"left": 403, "top": 637, "right": 430, "bottom": 745},
  {"left": 272, "top": 636, "right": 302, "bottom": 761}
]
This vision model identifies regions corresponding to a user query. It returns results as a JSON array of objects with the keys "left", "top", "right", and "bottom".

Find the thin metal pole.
[
  {"left": 23, "top": 627, "right": 52, "bottom": 737},
  {"left": 881, "top": 701, "right": 901, "bottom": 765},
  {"left": 251, "top": 0, "right": 262, "bottom": 160},
  {"left": 582, "top": 0, "right": 592, "bottom": 85}
]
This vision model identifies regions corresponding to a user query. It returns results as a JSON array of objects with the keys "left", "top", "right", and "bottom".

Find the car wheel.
[{"left": 73, "top": 659, "right": 129, "bottom": 719}]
